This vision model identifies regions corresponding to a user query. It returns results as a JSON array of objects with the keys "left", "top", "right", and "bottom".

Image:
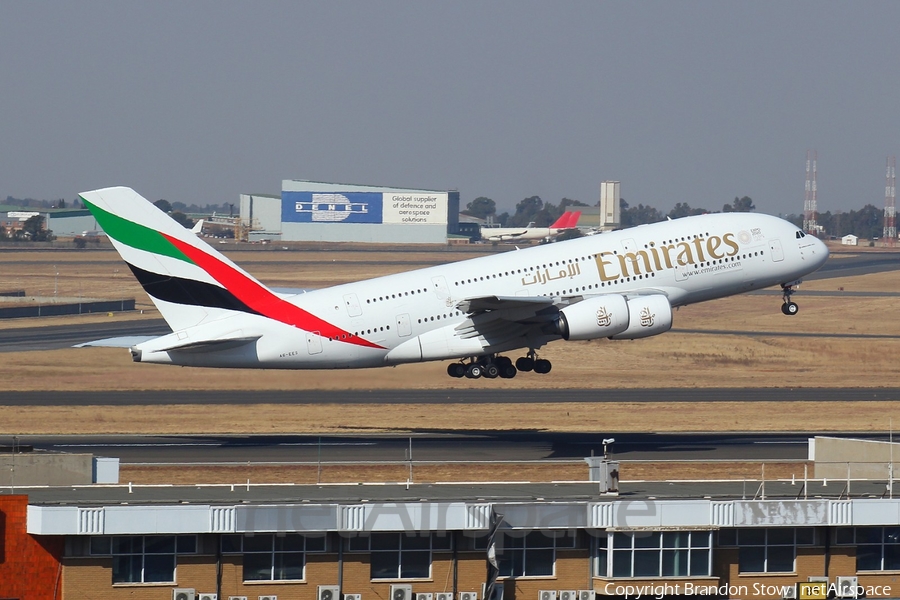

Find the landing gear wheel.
[
  {"left": 782, "top": 301, "right": 799, "bottom": 315},
  {"left": 780, "top": 283, "right": 799, "bottom": 316},
  {"left": 495, "top": 356, "right": 513, "bottom": 369},
  {"left": 499, "top": 364, "right": 518, "bottom": 379},
  {"left": 465, "top": 363, "right": 483, "bottom": 379},
  {"left": 483, "top": 363, "right": 500, "bottom": 379},
  {"left": 447, "top": 363, "right": 466, "bottom": 378},
  {"left": 516, "top": 356, "right": 535, "bottom": 372},
  {"left": 533, "top": 359, "right": 552, "bottom": 374}
]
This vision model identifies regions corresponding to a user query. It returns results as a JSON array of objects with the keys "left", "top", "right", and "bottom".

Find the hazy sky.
[{"left": 2, "top": 2, "right": 899, "bottom": 216}]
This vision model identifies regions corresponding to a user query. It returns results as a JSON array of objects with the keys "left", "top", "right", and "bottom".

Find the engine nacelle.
[
  {"left": 610, "top": 294, "right": 673, "bottom": 340},
  {"left": 556, "top": 295, "right": 630, "bottom": 340}
]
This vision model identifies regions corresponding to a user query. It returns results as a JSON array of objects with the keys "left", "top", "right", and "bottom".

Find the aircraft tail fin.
[
  {"left": 551, "top": 211, "right": 581, "bottom": 229},
  {"left": 550, "top": 212, "right": 571, "bottom": 229},
  {"left": 79, "top": 187, "right": 271, "bottom": 331},
  {"left": 567, "top": 211, "right": 581, "bottom": 228}
]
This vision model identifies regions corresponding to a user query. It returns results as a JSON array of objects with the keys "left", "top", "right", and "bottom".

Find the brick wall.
[{"left": 0, "top": 495, "right": 63, "bottom": 600}]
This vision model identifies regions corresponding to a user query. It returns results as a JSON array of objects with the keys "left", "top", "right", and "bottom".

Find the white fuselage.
[
  {"left": 480, "top": 225, "right": 565, "bottom": 242},
  {"left": 136, "top": 212, "right": 828, "bottom": 369}
]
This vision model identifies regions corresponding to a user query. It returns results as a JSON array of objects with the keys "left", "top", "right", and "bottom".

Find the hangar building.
[{"left": 240, "top": 181, "right": 461, "bottom": 243}]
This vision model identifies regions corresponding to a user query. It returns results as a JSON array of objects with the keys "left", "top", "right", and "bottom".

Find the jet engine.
[
  {"left": 555, "top": 295, "right": 630, "bottom": 340},
  {"left": 609, "top": 294, "right": 673, "bottom": 340}
]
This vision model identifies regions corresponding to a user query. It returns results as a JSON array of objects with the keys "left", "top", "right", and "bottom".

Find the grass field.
[{"left": 1, "top": 243, "right": 899, "bottom": 436}]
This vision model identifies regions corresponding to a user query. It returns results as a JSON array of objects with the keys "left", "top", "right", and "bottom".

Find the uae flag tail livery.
[{"left": 79, "top": 187, "right": 380, "bottom": 368}]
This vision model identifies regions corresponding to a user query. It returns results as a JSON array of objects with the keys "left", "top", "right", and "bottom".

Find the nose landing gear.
[{"left": 780, "top": 283, "right": 799, "bottom": 316}]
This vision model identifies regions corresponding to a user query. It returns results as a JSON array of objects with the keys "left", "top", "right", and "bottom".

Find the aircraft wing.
[
  {"left": 456, "top": 295, "right": 556, "bottom": 314},
  {"left": 453, "top": 295, "right": 559, "bottom": 346}
]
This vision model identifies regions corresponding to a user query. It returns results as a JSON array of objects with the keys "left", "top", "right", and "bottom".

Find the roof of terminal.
[
  {"left": 19, "top": 480, "right": 898, "bottom": 535},
  {"left": 11, "top": 479, "right": 890, "bottom": 506}
]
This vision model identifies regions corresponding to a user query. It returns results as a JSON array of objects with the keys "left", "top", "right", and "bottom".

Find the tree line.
[{"left": 462, "top": 195, "right": 888, "bottom": 239}]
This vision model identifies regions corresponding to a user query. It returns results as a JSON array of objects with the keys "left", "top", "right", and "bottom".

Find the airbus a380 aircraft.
[{"left": 80, "top": 187, "right": 828, "bottom": 380}]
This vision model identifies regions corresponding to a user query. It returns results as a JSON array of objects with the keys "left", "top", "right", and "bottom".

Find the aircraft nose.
[{"left": 813, "top": 236, "right": 830, "bottom": 267}]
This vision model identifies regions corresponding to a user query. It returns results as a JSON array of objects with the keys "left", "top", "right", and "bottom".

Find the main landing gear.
[
  {"left": 446, "top": 351, "right": 552, "bottom": 379},
  {"left": 780, "top": 283, "right": 799, "bottom": 316}
]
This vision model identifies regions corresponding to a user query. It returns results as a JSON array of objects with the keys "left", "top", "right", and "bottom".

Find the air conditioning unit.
[
  {"left": 199, "top": 595, "right": 217, "bottom": 600},
  {"left": 345, "top": 595, "right": 362, "bottom": 600},
  {"left": 782, "top": 586, "right": 797, "bottom": 600},
  {"left": 540, "top": 592, "right": 557, "bottom": 600},
  {"left": 559, "top": 591, "right": 577, "bottom": 600},
  {"left": 459, "top": 593, "right": 477, "bottom": 600},
  {"left": 417, "top": 594, "right": 433, "bottom": 600},
  {"left": 174, "top": 590, "right": 196, "bottom": 600},
  {"left": 228, "top": 597, "right": 248, "bottom": 600},
  {"left": 259, "top": 596, "right": 278, "bottom": 600},
  {"left": 391, "top": 585, "right": 413, "bottom": 600},
  {"left": 437, "top": 594, "right": 453, "bottom": 600},
  {"left": 836, "top": 577, "right": 859, "bottom": 599},
  {"left": 578, "top": 592, "right": 595, "bottom": 600},
  {"left": 319, "top": 586, "right": 341, "bottom": 600}
]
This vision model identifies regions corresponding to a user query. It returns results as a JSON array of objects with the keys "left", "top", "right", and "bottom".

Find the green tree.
[
  {"left": 559, "top": 198, "right": 588, "bottom": 209},
  {"left": 668, "top": 202, "right": 708, "bottom": 219},
  {"left": 462, "top": 197, "right": 496, "bottom": 220},
  {"left": 619, "top": 199, "right": 663, "bottom": 227},
  {"left": 509, "top": 196, "right": 544, "bottom": 227},
  {"left": 723, "top": 196, "right": 755, "bottom": 213},
  {"left": 169, "top": 211, "right": 195, "bottom": 229},
  {"left": 22, "top": 215, "right": 52, "bottom": 241},
  {"left": 154, "top": 199, "right": 173, "bottom": 213}
]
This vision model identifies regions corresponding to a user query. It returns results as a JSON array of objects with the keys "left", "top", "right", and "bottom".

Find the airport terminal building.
[
  {"left": 6, "top": 473, "right": 900, "bottom": 600},
  {"left": 240, "top": 181, "right": 461, "bottom": 243}
]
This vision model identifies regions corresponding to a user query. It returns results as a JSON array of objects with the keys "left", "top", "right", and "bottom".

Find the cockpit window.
[{"left": 795, "top": 230, "right": 806, "bottom": 239}]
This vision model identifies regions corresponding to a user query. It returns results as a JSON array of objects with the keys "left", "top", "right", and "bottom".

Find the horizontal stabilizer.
[
  {"left": 152, "top": 335, "right": 261, "bottom": 354},
  {"left": 74, "top": 335, "right": 158, "bottom": 348}
]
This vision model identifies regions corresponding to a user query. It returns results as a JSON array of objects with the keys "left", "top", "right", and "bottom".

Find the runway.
[
  {"left": 0, "top": 431, "right": 828, "bottom": 464},
  {"left": 1, "top": 387, "right": 900, "bottom": 405}
]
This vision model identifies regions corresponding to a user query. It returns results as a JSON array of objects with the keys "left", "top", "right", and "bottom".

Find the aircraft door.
[
  {"left": 306, "top": 331, "right": 323, "bottom": 355},
  {"left": 396, "top": 313, "right": 412, "bottom": 337},
  {"left": 431, "top": 276, "right": 450, "bottom": 303},
  {"left": 768, "top": 239, "right": 784, "bottom": 262},
  {"left": 343, "top": 293, "right": 362, "bottom": 317},
  {"left": 621, "top": 238, "right": 637, "bottom": 253}
]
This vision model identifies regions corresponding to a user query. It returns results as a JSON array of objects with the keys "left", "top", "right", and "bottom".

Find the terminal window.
[
  {"left": 718, "top": 528, "right": 814, "bottom": 574},
  {"left": 496, "top": 531, "right": 576, "bottom": 579},
  {"left": 220, "top": 533, "right": 326, "bottom": 582},
  {"left": 89, "top": 534, "right": 197, "bottom": 584},
  {"left": 596, "top": 531, "right": 711, "bottom": 578},
  {"left": 835, "top": 526, "right": 900, "bottom": 571},
  {"left": 346, "top": 533, "right": 448, "bottom": 580}
]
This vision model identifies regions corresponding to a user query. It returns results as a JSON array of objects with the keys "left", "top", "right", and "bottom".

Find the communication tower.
[
  {"left": 803, "top": 150, "right": 818, "bottom": 234},
  {"left": 885, "top": 156, "right": 896, "bottom": 247}
]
